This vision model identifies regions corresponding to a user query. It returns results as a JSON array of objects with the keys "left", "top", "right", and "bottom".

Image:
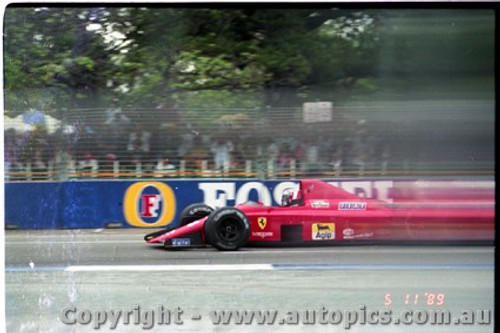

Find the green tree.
[
  {"left": 3, "top": 6, "right": 381, "bottom": 112},
  {"left": 4, "top": 7, "right": 117, "bottom": 111}
]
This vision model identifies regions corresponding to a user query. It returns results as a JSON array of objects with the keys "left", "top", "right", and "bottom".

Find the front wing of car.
[{"left": 145, "top": 219, "right": 208, "bottom": 248}]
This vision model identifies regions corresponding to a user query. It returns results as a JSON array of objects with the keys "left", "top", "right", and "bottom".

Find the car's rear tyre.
[
  {"left": 204, "top": 207, "right": 250, "bottom": 251},
  {"left": 179, "top": 203, "right": 214, "bottom": 225}
]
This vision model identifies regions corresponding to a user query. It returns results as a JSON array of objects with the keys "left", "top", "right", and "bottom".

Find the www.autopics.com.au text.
[{"left": 60, "top": 305, "right": 492, "bottom": 330}]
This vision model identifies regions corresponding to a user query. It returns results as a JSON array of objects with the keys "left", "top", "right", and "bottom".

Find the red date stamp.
[{"left": 384, "top": 292, "right": 445, "bottom": 307}]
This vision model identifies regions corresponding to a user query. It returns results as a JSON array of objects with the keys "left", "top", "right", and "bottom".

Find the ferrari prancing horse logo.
[{"left": 257, "top": 217, "right": 267, "bottom": 230}]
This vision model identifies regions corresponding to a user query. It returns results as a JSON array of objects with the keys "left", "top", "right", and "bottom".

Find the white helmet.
[{"left": 281, "top": 188, "right": 303, "bottom": 207}]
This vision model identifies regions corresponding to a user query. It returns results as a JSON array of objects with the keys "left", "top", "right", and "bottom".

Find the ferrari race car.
[{"left": 144, "top": 179, "right": 494, "bottom": 251}]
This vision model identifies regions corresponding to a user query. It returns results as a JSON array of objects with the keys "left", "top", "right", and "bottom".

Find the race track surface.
[{"left": 5, "top": 229, "right": 495, "bottom": 333}]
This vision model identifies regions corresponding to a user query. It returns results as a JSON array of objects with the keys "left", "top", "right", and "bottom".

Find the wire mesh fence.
[{"left": 4, "top": 100, "right": 495, "bottom": 181}]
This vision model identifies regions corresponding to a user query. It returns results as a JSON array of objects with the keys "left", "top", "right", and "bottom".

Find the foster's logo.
[{"left": 123, "top": 182, "right": 176, "bottom": 227}]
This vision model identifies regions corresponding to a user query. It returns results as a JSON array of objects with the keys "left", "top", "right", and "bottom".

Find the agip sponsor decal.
[
  {"left": 124, "top": 182, "right": 176, "bottom": 227},
  {"left": 312, "top": 223, "right": 335, "bottom": 241}
]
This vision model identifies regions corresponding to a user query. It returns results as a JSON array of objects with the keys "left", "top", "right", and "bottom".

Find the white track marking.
[
  {"left": 65, "top": 264, "right": 274, "bottom": 272},
  {"left": 12, "top": 262, "right": 488, "bottom": 273},
  {"left": 6, "top": 240, "right": 143, "bottom": 244}
]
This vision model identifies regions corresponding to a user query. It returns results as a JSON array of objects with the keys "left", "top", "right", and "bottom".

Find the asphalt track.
[{"left": 5, "top": 229, "right": 495, "bottom": 333}]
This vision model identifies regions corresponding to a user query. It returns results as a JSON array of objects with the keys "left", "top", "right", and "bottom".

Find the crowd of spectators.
[{"left": 5, "top": 102, "right": 390, "bottom": 180}]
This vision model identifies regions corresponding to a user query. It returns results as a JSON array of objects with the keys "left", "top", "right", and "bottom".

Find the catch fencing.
[{"left": 4, "top": 100, "right": 495, "bottom": 181}]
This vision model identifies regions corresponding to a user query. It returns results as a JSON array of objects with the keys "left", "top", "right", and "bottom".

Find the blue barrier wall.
[
  {"left": 5, "top": 182, "right": 64, "bottom": 229},
  {"left": 5, "top": 180, "right": 294, "bottom": 229},
  {"left": 4, "top": 178, "right": 494, "bottom": 229}
]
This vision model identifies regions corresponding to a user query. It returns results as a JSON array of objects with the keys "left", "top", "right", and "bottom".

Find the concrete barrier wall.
[{"left": 4, "top": 178, "right": 494, "bottom": 229}]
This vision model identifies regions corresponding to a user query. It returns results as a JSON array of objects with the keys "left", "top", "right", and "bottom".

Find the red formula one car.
[{"left": 144, "top": 179, "right": 494, "bottom": 250}]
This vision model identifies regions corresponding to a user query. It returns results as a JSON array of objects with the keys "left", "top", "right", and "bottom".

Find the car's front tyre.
[
  {"left": 162, "top": 203, "right": 214, "bottom": 248},
  {"left": 179, "top": 203, "right": 214, "bottom": 225},
  {"left": 204, "top": 207, "right": 250, "bottom": 251}
]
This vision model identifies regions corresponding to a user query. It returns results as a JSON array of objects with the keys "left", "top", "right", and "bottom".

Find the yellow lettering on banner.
[{"left": 123, "top": 182, "right": 176, "bottom": 227}]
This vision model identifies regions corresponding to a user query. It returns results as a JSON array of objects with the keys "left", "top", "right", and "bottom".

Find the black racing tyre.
[
  {"left": 179, "top": 203, "right": 214, "bottom": 226},
  {"left": 204, "top": 207, "right": 250, "bottom": 251}
]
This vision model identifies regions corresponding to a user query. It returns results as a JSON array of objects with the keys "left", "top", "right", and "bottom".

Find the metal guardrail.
[{"left": 4, "top": 159, "right": 494, "bottom": 181}]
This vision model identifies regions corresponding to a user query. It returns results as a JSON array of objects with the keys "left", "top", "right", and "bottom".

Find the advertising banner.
[{"left": 4, "top": 178, "right": 494, "bottom": 229}]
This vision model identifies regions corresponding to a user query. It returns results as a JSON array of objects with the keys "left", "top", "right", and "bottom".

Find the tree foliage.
[{"left": 3, "top": 6, "right": 493, "bottom": 114}]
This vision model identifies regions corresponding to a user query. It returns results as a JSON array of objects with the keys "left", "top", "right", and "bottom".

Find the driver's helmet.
[{"left": 281, "top": 188, "right": 302, "bottom": 207}]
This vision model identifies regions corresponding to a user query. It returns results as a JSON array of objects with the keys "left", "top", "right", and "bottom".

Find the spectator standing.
[
  {"left": 104, "top": 99, "right": 130, "bottom": 151},
  {"left": 125, "top": 123, "right": 153, "bottom": 171},
  {"left": 155, "top": 157, "right": 176, "bottom": 177},
  {"left": 184, "top": 135, "right": 208, "bottom": 171},
  {"left": 104, "top": 99, "right": 130, "bottom": 126},
  {"left": 77, "top": 151, "right": 99, "bottom": 176},
  {"left": 266, "top": 139, "right": 279, "bottom": 163},
  {"left": 211, "top": 136, "right": 234, "bottom": 172},
  {"left": 293, "top": 141, "right": 306, "bottom": 171},
  {"left": 155, "top": 100, "right": 181, "bottom": 164},
  {"left": 278, "top": 143, "right": 293, "bottom": 171},
  {"left": 4, "top": 129, "right": 24, "bottom": 175},
  {"left": 305, "top": 139, "right": 319, "bottom": 166}
]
